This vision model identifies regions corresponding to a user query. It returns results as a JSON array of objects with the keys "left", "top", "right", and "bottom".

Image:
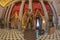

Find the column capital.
[
  {"left": 22, "top": 0, "right": 25, "bottom": 2},
  {"left": 39, "top": 0, "right": 43, "bottom": 2},
  {"left": 39, "top": 0, "right": 53, "bottom": 2},
  {"left": 29, "top": 0, "right": 32, "bottom": 1},
  {"left": 46, "top": 0, "right": 53, "bottom": 3}
]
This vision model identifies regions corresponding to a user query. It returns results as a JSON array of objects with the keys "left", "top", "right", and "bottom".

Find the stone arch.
[
  {"left": 4, "top": 1, "right": 22, "bottom": 29},
  {"left": 4, "top": 0, "right": 58, "bottom": 33}
]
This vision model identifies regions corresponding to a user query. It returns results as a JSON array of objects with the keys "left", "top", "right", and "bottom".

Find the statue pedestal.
[{"left": 48, "top": 27, "right": 55, "bottom": 35}]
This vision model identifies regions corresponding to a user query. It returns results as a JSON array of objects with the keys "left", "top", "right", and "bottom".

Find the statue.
[
  {"left": 48, "top": 11, "right": 54, "bottom": 34},
  {"left": 22, "top": 10, "right": 28, "bottom": 31},
  {"left": 26, "top": 9, "right": 34, "bottom": 30},
  {"left": 10, "top": 11, "right": 19, "bottom": 29},
  {"left": 48, "top": 11, "right": 54, "bottom": 27}
]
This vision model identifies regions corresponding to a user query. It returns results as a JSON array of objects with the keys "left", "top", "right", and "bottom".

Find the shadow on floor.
[{"left": 24, "top": 29, "right": 36, "bottom": 40}]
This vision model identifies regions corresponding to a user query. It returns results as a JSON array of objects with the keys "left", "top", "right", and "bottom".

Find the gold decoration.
[
  {"left": 0, "top": 0, "right": 14, "bottom": 7},
  {"left": 11, "top": 11, "right": 19, "bottom": 29},
  {"left": 22, "top": 10, "right": 28, "bottom": 32},
  {"left": 15, "top": 11, "right": 19, "bottom": 19}
]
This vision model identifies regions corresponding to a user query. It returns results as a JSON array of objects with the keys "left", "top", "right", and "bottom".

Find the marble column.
[
  {"left": 0, "top": 6, "right": 5, "bottom": 28},
  {"left": 48, "top": 1, "right": 58, "bottom": 34},
  {"left": 4, "top": 6, "right": 11, "bottom": 28},
  {"left": 39, "top": 0, "right": 49, "bottom": 32},
  {"left": 51, "top": 2, "right": 58, "bottom": 29},
  {"left": 18, "top": 0, "right": 25, "bottom": 31},
  {"left": 7, "top": 4, "right": 15, "bottom": 29},
  {"left": 29, "top": 0, "right": 32, "bottom": 11}
]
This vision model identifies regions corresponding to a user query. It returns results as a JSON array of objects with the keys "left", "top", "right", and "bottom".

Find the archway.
[
  {"left": 43, "top": 1, "right": 58, "bottom": 34},
  {"left": 3, "top": 0, "right": 58, "bottom": 34},
  {"left": 1, "top": 0, "right": 58, "bottom": 40},
  {"left": 32, "top": 0, "right": 46, "bottom": 32},
  {"left": 22, "top": 1, "right": 29, "bottom": 31},
  {"left": 9, "top": 2, "right": 21, "bottom": 29}
]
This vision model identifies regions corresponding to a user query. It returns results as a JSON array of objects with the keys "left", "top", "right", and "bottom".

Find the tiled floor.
[
  {"left": 0, "top": 29, "right": 25, "bottom": 40},
  {"left": 0, "top": 29, "right": 60, "bottom": 40},
  {"left": 38, "top": 30, "right": 60, "bottom": 40}
]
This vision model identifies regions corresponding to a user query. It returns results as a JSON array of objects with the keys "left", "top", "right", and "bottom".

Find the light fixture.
[{"left": 43, "top": 19, "right": 45, "bottom": 24}]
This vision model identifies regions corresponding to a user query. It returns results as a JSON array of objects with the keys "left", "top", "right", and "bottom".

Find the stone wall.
[
  {"left": 57, "top": 16, "right": 60, "bottom": 30},
  {"left": 53, "top": 0, "right": 60, "bottom": 16},
  {"left": 0, "top": 6, "right": 5, "bottom": 18}
]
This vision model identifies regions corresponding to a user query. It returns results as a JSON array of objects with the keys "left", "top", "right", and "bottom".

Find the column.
[
  {"left": 18, "top": 0, "right": 25, "bottom": 31},
  {"left": 7, "top": 4, "right": 14, "bottom": 29},
  {"left": 39, "top": 0, "right": 49, "bottom": 32},
  {"left": 0, "top": 6, "right": 5, "bottom": 28},
  {"left": 4, "top": 6, "right": 11, "bottom": 28},
  {"left": 48, "top": 1, "right": 57, "bottom": 34},
  {"left": 29, "top": 0, "right": 32, "bottom": 11},
  {"left": 50, "top": 2, "right": 58, "bottom": 29}
]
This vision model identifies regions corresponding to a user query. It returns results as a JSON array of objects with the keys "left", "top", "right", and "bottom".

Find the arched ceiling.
[
  {"left": 0, "top": 0, "right": 21, "bottom": 7},
  {"left": 0, "top": 0, "right": 53, "bottom": 8},
  {"left": 0, "top": 0, "right": 60, "bottom": 18}
]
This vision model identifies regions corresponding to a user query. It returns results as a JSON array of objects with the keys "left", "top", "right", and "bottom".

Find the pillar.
[
  {"left": 0, "top": 6, "right": 5, "bottom": 28},
  {"left": 4, "top": 6, "right": 11, "bottom": 28},
  {"left": 29, "top": 0, "right": 32, "bottom": 11},
  {"left": 7, "top": 4, "right": 15, "bottom": 29},
  {"left": 18, "top": 0, "right": 25, "bottom": 31},
  {"left": 48, "top": 1, "right": 57, "bottom": 34},
  {"left": 39, "top": 0, "right": 49, "bottom": 32}
]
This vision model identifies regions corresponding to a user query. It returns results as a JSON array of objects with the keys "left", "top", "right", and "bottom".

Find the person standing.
[
  {"left": 36, "top": 13, "right": 40, "bottom": 39},
  {"left": 35, "top": 11, "right": 41, "bottom": 39}
]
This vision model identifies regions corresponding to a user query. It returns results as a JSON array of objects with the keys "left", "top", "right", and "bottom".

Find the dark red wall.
[
  {"left": 11, "top": 2, "right": 21, "bottom": 17},
  {"left": 10, "top": 1, "right": 51, "bottom": 17},
  {"left": 32, "top": 2, "right": 44, "bottom": 15}
]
